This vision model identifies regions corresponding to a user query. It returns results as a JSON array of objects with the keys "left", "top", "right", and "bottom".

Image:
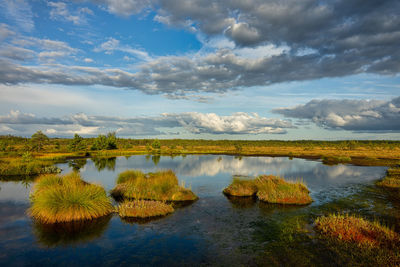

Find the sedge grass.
[
  {"left": 117, "top": 200, "right": 174, "bottom": 218},
  {"left": 223, "top": 175, "right": 312, "bottom": 205},
  {"left": 255, "top": 175, "right": 312, "bottom": 205},
  {"left": 315, "top": 214, "right": 400, "bottom": 248},
  {"left": 111, "top": 169, "right": 198, "bottom": 201},
  {"left": 30, "top": 173, "right": 114, "bottom": 223}
]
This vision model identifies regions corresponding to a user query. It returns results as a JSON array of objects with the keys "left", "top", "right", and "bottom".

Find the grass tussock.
[
  {"left": 223, "top": 175, "right": 312, "bottom": 205},
  {"left": 111, "top": 169, "right": 197, "bottom": 201},
  {"left": 256, "top": 175, "right": 312, "bottom": 205},
  {"left": 117, "top": 200, "right": 174, "bottom": 218},
  {"left": 30, "top": 172, "right": 114, "bottom": 223},
  {"left": 315, "top": 214, "right": 400, "bottom": 249},
  {"left": 223, "top": 177, "right": 258, "bottom": 197},
  {"left": 376, "top": 167, "right": 400, "bottom": 188}
]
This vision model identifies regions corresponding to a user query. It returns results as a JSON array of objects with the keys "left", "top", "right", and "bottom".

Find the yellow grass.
[
  {"left": 30, "top": 173, "right": 114, "bottom": 223},
  {"left": 117, "top": 200, "right": 174, "bottom": 218},
  {"left": 111, "top": 169, "right": 198, "bottom": 201}
]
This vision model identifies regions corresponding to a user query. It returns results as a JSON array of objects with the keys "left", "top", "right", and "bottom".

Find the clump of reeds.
[
  {"left": 376, "top": 167, "right": 400, "bottom": 188},
  {"left": 315, "top": 214, "right": 400, "bottom": 248},
  {"left": 255, "top": 175, "right": 312, "bottom": 205},
  {"left": 222, "top": 175, "right": 312, "bottom": 205},
  {"left": 223, "top": 177, "right": 258, "bottom": 197},
  {"left": 117, "top": 200, "right": 174, "bottom": 218},
  {"left": 110, "top": 169, "right": 198, "bottom": 202},
  {"left": 29, "top": 172, "right": 114, "bottom": 223}
]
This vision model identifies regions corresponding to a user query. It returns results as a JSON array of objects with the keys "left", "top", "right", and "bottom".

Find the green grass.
[
  {"left": 30, "top": 173, "right": 114, "bottom": 223},
  {"left": 111, "top": 169, "right": 198, "bottom": 201},
  {"left": 315, "top": 214, "right": 400, "bottom": 248},
  {"left": 0, "top": 160, "right": 61, "bottom": 176},
  {"left": 223, "top": 175, "right": 312, "bottom": 205},
  {"left": 117, "top": 200, "right": 174, "bottom": 218}
]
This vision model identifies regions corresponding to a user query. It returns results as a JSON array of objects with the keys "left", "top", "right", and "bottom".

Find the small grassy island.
[
  {"left": 30, "top": 173, "right": 114, "bottom": 223},
  {"left": 376, "top": 167, "right": 400, "bottom": 188},
  {"left": 111, "top": 169, "right": 198, "bottom": 202},
  {"left": 117, "top": 200, "right": 174, "bottom": 219},
  {"left": 223, "top": 175, "right": 312, "bottom": 205},
  {"left": 315, "top": 214, "right": 400, "bottom": 248}
]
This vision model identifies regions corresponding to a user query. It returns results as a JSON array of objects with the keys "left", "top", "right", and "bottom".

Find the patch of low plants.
[
  {"left": 314, "top": 214, "right": 400, "bottom": 248},
  {"left": 223, "top": 177, "right": 258, "bottom": 197},
  {"left": 376, "top": 167, "right": 400, "bottom": 188},
  {"left": 111, "top": 169, "right": 198, "bottom": 202},
  {"left": 117, "top": 200, "right": 174, "bottom": 218},
  {"left": 29, "top": 172, "right": 114, "bottom": 223},
  {"left": 223, "top": 175, "right": 312, "bottom": 205}
]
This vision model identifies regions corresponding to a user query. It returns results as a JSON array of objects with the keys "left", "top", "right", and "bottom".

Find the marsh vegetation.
[
  {"left": 29, "top": 173, "right": 114, "bottom": 223},
  {"left": 111, "top": 169, "right": 198, "bottom": 202},
  {"left": 223, "top": 175, "right": 312, "bottom": 205}
]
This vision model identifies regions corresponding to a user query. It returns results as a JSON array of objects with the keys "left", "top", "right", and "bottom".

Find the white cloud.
[
  {"left": 0, "top": 0, "right": 34, "bottom": 32},
  {"left": 94, "top": 37, "right": 151, "bottom": 61},
  {"left": 274, "top": 97, "right": 400, "bottom": 132},
  {"left": 0, "top": 110, "right": 294, "bottom": 136},
  {"left": 48, "top": 1, "right": 93, "bottom": 25},
  {"left": 84, "top": 57, "right": 94, "bottom": 63}
]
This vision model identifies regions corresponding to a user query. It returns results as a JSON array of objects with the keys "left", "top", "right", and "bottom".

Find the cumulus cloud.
[
  {"left": 273, "top": 97, "right": 400, "bottom": 132},
  {"left": 0, "top": 1, "right": 399, "bottom": 96},
  {"left": 0, "top": 110, "right": 294, "bottom": 136}
]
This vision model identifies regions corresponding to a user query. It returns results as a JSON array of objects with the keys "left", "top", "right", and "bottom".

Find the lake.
[{"left": 0, "top": 155, "right": 398, "bottom": 266}]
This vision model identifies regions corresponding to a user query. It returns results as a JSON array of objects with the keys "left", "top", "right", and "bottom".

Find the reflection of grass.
[
  {"left": 117, "top": 200, "right": 174, "bottom": 218},
  {"left": 30, "top": 173, "right": 114, "bottom": 223},
  {"left": 377, "top": 167, "right": 400, "bottom": 188},
  {"left": 223, "top": 175, "right": 312, "bottom": 205},
  {"left": 33, "top": 215, "right": 111, "bottom": 247},
  {"left": 111, "top": 170, "right": 198, "bottom": 202}
]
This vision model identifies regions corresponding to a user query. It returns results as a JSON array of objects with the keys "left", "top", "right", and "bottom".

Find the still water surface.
[{"left": 0, "top": 155, "right": 396, "bottom": 266}]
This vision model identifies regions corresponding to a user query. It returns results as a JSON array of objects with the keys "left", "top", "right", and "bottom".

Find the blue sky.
[{"left": 0, "top": 0, "right": 399, "bottom": 139}]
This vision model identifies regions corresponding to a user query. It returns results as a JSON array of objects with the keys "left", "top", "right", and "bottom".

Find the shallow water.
[{"left": 0, "top": 155, "right": 397, "bottom": 266}]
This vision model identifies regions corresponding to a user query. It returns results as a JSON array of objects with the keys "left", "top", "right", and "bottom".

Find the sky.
[{"left": 0, "top": 0, "right": 399, "bottom": 140}]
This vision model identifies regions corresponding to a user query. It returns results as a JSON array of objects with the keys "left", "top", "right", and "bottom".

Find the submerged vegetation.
[
  {"left": 377, "top": 167, "right": 400, "bottom": 188},
  {"left": 223, "top": 175, "right": 312, "bottom": 205},
  {"left": 30, "top": 173, "right": 114, "bottom": 223},
  {"left": 117, "top": 200, "right": 174, "bottom": 218},
  {"left": 315, "top": 214, "right": 400, "bottom": 248},
  {"left": 111, "top": 169, "right": 197, "bottom": 202}
]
